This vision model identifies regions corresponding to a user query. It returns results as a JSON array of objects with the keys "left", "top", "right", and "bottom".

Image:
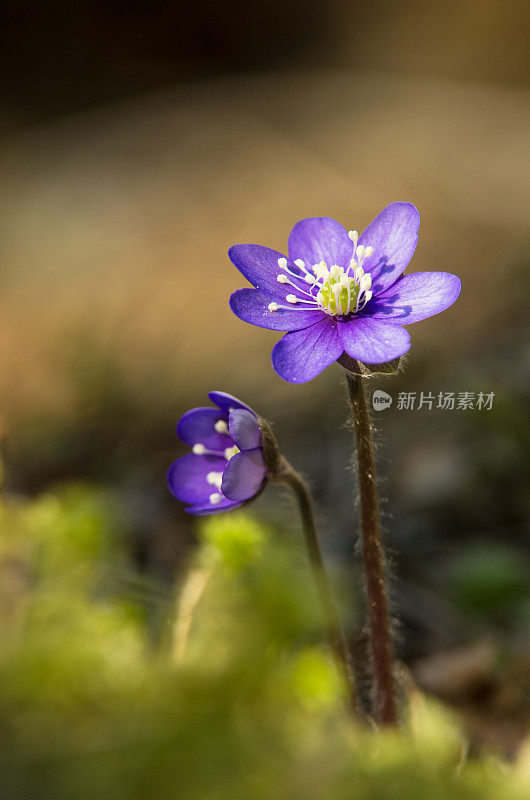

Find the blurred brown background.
[{"left": 1, "top": 0, "right": 529, "bottom": 752}]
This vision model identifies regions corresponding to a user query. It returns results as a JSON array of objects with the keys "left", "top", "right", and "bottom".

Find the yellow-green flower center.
[
  {"left": 317, "top": 266, "right": 363, "bottom": 316},
  {"left": 267, "top": 231, "right": 374, "bottom": 318}
]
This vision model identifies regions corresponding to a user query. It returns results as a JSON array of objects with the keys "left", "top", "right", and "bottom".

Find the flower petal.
[
  {"left": 230, "top": 288, "right": 322, "bottom": 331},
  {"left": 177, "top": 408, "right": 231, "bottom": 450},
  {"left": 358, "top": 202, "right": 420, "bottom": 294},
  {"left": 367, "top": 271, "right": 461, "bottom": 325},
  {"left": 185, "top": 497, "right": 244, "bottom": 515},
  {"left": 271, "top": 317, "right": 343, "bottom": 383},
  {"left": 167, "top": 453, "right": 226, "bottom": 504},
  {"left": 229, "top": 409, "right": 262, "bottom": 451},
  {"left": 228, "top": 244, "right": 301, "bottom": 294},
  {"left": 288, "top": 217, "right": 353, "bottom": 270},
  {"left": 338, "top": 317, "right": 411, "bottom": 364},
  {"left": 221, "top": 448, "right": 267, "bottom": 502},
  {"left": 208, "top": 391, "right": 254, "bottom": 416},
  {"left": 228, "top": 244, "right": 312, "bottom": 308}
]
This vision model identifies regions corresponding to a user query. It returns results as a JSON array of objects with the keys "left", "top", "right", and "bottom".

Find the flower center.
[
  {"left": 192, "top": 443, "right": 240, "bottom": 460},
  {"left": 267, "top": 230, "right": 373, "bottom": 317},
  {"left": 224, "top": 444, "right": 240, "bottom": 460},
  {"left": 189, "top": 414, "right": 243, "bottom": 506},
  {"left": 205, "top": 446, "right": 240, "bottom": 504}
]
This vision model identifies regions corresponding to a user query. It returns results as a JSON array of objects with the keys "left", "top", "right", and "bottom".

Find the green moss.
[
  {"left": 0, "top": 489, "right": 528, "bottom": 800},
  {"left": 198, "top": 511, "right": 265, "bottom": 570}
]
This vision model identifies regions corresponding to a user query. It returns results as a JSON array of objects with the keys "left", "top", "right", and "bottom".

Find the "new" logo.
[{"left": 371, "top": 390, "right": 392, "bottom": 410}]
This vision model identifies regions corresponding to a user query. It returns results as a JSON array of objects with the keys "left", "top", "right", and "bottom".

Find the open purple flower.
[
  {"left": 167, "top": 391, "right": 267, "bottom": 515},
  {"left": 229, "top": 202, "right": 461, "bottom": 383}
]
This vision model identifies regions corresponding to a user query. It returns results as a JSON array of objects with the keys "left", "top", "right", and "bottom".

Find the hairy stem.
[
  {"left": 275, "top": 459, "right": 359, "bottom": 715},
  {"left": 345, "top": 367, "right": 398, "bottom": 725}
]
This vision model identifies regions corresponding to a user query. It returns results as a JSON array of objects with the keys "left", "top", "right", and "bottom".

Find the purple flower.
[
  {"left": 229, "top": 202, "right": 461, "bottom": 383},
  {"left": 167, "top": 391, "right": 267, "bottom": 515}
]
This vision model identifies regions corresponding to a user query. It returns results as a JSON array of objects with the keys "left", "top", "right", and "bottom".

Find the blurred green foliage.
[
  {"left": 0, "top": 486, "right": 528, "bottom": 800},
  {"left": 449, "top": 544, "right": 529, "bottom": 622}
]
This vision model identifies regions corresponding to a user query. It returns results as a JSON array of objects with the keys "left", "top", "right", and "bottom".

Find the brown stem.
[
  {"left": 274, "top": 458, "right": 360, "bottom": 716},
  {"left": 345, "top": 367, "right": 398, "bottom": 725}
]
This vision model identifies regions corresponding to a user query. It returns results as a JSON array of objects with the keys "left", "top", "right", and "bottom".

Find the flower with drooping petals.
[
  {"left": 167, "top": 391, "right": 267, "bottom": 515},
  {"left": 228, "top": 202, "right": 461, "bottom": 383}
]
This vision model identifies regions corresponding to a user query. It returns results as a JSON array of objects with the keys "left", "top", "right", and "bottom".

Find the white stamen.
[
  {"left": 276, "top": 266, "right": 318, "bottom": 298},
  {"left": 313, "top": 260, "right": 328, "bottom": 278},
  {"left": 270, "top": 233, "right": 374, "bottom": 319},
  {"left": 209, "top": 493, "right": 222, "bottom": 505},
  {"left": 270, "top": 305, "right": 322, "bottom": 312},
  {"left": 206, "top": 471, "right": 223, "bottom": 488},
  {"left": 224, "top": 445, "right": 239, "bottom": 460},
  {"left": 355, "top": 243, "right": 370, "bottom": 269},
  {"left": 348, "top": 230, "right": 359, "bottom": 248},
  {"left": 214, "top": 420, "right": 228, "bottom": 434},
  {"left": 291, "top": 296, "right": 322, "bottom": 305},
  {"left": 192, "top": 444, "right": 206, "bottom": 455}
]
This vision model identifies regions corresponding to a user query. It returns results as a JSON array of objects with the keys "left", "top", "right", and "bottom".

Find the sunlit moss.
[
  {"left": 198, "top": 511, "right": 265, "bottom": 570},
  {"left": 287, "top": 646, "right": 343, "bottom": 711},
  {"left": 0, "top": 489, "right": 527, "bottom": 800}
]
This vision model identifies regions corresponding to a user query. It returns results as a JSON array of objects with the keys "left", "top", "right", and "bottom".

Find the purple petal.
[
  {"left": 167, "top": 453, "right": 226, "bottom": 504},
  {"left": 221, "top": 448, "right": 266, "bottom": 502},
  {"left": 288, "top": 217, "right": 353, "bottom": 270},
  {"left": 229, "top": 409, "right": 262, "bottom": 451},
  {"left": 367, "top": 272, "right": 461, "bottom": 325},
  {"left": 230, "top": 288, "right": 323, "bottom": 332},
  {"left": 271, "top": 317, "right": 343, "bottom": 383},
  {"left": 358, "top": 202, "right": 420, "bottom": 294},
  {"left": 228, "top": 244, "right": 307, "bottom": 296},
  {"left": 185, "top": 497, "right": 244, "bottom": 516},
  {"left": 177, "top": 408, "right": 231, "bottom": 450},
  {"left": 338, "top": 317, "right": 411, "bottom": 364},
  {"left": 208, "top": 391, "right": 254, "bottom": 416}
]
